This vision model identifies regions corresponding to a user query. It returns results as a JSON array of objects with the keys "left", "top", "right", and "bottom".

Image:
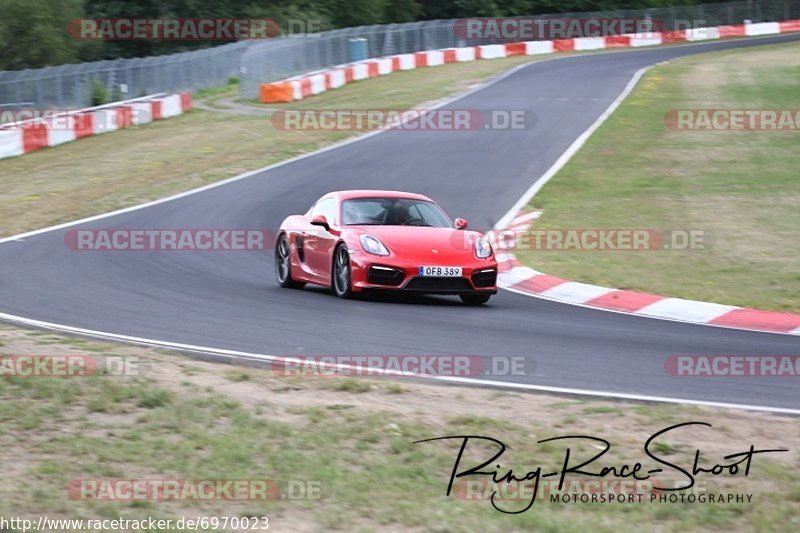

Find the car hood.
[{"left": 352, "top": 226, "right": 484, "bottom": 259}]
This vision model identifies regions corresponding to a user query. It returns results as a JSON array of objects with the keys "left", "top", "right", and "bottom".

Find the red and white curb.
[
  {"left": 496, "top": 211, "right": 800, "bottom": 336},
  {"left": 259, "top": 20, "right": 800, "bottom": 103},
  {"left": 0, "top": 92, "right": 192, "bottom": 161}
]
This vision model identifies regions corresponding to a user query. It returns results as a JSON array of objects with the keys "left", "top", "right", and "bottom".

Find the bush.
[{"left": 90, "top": 79, "right": 108, "bottom": 106}]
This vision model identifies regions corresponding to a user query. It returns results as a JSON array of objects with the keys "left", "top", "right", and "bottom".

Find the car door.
[{"left": 303, "top": 196, "right": 339, "bottom": 280}]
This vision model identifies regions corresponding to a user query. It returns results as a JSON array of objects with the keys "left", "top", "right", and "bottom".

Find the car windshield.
[{"left": 341, "top": 198, "right": 452, "bottom": 227}]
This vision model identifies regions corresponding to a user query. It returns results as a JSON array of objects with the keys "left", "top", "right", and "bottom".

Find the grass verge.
[
  {"left": 517, "top": 41, "right": 800, "bottom": 312},
  {"left": 0, "top": 324, "right": 798, "bottom": 531}
]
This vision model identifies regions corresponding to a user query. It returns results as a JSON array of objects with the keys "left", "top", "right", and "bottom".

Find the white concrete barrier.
[
  {"left": 746, "top": 22, "right": 780, "bottom": 36},
  {"left": 327, "top": 69, "right": 346, "bottom": 88},
  {"left": 309, "top": 74, "right": 326, "bottom": 95},
  {"left": 130, "top": 102, "right": 153, "bottom": 125},
  {"left": 478, "top": 44, "right": 506, "bottom": 59},
  {"left": 525, "top": 41, "right": 554, "bottom": 55},
  {"left": 455, "top": 47, "right": 476, "bottom": 61},
  {"left": 393, "top": 54, "right": 416, "bottom": 70},
  {"left": 376, "top": 58, "right": 393, "bottom": 74},
  {"left": 0, "top": 129, "right": 23, "bottom": 158},
  {"left": 686, "top": 27, "right": 720, "bottom": 41},
  {"left": 630, "top": 33, "right": 663, "bottom": 47},
  {"left": 425, "top": 50, "right": 445, "bottom": 66},
  {"left": 46, "top": 117, "right": 77, "bottom": 146},
  {"left": 159, "top": 94, "right": 183, "bottom": 117},
  {"left": 574, "top": 37, "right": 606, "bottom": 50},
  {"left": 351, "top": 63, "right": 369, "bottom": 80},
  {"left": 92, "top": 109, "right": 119, "bottom": 133}
]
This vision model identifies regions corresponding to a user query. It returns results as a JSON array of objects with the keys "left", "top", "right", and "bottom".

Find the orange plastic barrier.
[
  {"left": 21, "top": 123, "right": 48, "bottom": 152},
  {"left": 553, "top": 39, "right": 575, "bottom": 52},
  {"left": 260, "top": 83, "right": 293, "bottom": 103},
  {"left": 779, "top": 19, "right": 800, "bottom": 32},
  {"left": 150, "top": 100, "right": 163, "bottom": 120},
  {"left": 718, "top": 24, "right": 746, "bottom": 38},
  {"left": 504, "top": 43, "right": 526, "bottom": 56},
  {"left": 604, "top": 36, "right": 632, "bottom": 48},
  {"left": 180, "top": 92, "right": 192, "bottom": 111},
  {"left": 73, "top": 112, "right": 94, "bottom": 138}
]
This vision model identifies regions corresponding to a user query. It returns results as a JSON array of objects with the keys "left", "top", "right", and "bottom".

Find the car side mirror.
[
  {"left": 310, "top": 214, "right": 330, "bottom": 231},
  {"left": 454, "top": 218, "right": 468, "bottom": 230}
]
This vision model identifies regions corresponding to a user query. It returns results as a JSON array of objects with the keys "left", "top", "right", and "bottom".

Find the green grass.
[
  {"left": 224, "top": 369, "right": 252, "bottom": 382},
  {"left": 517, "top": 41, "right": 800, "bottom": 312},
  {"left": 193, "top": 76, "right": 240, "bottom": 99},
  {"left": 0, "top": 367, "right": 797, "bottom": 531}
]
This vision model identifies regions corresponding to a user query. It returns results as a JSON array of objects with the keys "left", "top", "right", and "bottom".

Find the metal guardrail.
[{"left": 0, "top": 0, "right": 797, "bottom": 108}]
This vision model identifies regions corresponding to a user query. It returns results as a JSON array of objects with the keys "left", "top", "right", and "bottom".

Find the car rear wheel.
[
  {"left": 460, "top": 294, "right": 491, "bottom": 306},
  {"left": 332, "top": 245, "right": 352, "bottom": 298},
  {"left": 275, "top": 234, "right": 305, "bottom": 289}
]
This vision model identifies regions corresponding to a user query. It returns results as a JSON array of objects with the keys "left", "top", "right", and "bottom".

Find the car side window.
[{"left": 310, "top": 197, "right": 337, "bottom": 225}]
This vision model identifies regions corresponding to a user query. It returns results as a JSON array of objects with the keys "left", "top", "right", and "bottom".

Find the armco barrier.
[
  {"left": 0, "top": 92, "right": 192, "bottom": 161},
  {"left": 258, "top": 20, "right": 800, "bottom": 104}
]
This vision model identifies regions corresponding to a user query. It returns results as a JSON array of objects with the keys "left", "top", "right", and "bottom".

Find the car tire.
[
  {"left": 332, "top": 244, "right": 353, "bottom": 298},
  {"left": 460, "top": 294, "right": 491, "bottom": 306},
  {"left": 275, "top": 233, "right": 305, "bottom": 289}
]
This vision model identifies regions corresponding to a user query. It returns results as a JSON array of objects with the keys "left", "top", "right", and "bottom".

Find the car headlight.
[
  {"left": 360, "top": 234, "right": 390, "bottom": 256},
  {"left": 475, "top": 236, "right": 492, "bottom": 259}
]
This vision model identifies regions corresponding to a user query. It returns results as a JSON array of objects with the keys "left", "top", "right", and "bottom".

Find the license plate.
[{"left": 418, "top": 266, "right": 463, "bottom": 277}]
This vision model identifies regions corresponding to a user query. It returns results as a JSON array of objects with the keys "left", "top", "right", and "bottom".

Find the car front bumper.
[{"left": 348, "top": 251, "right": 498, "bottom": 294}]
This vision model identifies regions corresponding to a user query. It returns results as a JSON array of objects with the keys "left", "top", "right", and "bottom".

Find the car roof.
[{"left": 330, "top": 190, "right": 433, "bottom": 202}]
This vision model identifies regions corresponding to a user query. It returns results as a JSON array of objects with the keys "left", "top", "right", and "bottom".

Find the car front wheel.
[
  {"left": 332, "top": 245, "right": 352, "bottom": 298},
  {"left": 275, "top": 234, "right": 305, "bottom": 289}
]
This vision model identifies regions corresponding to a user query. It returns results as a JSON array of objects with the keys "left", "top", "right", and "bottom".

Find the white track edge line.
[{"left": 1, "top": 311, "right": 797, "bottom": 415}]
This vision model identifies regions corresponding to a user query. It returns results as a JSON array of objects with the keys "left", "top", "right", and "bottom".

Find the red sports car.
[{"left": 275, "top": 190, "right": 498, "bottom": 304}]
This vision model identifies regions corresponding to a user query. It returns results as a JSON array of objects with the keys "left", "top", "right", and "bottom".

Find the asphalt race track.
[{"left": 1, "top": 34, "right": 798, "bottom": 411}]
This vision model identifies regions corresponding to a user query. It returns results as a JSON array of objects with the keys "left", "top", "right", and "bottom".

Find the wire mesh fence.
[
  {"left": 239, "top": 0, "right": 800, "bottom": 99},
  {"left": 0, "top": 41, "right": 250, "bottom": 110},
  {"left": 0, "top": 0, "right": 797, "bottom": 109}
]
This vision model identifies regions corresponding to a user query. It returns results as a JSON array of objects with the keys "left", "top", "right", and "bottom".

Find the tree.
[
  {"left": 385, "top": 0, "right": 422, "bottom": 23},
  {"left": 0, "top": 0, "right": 85, "bottom": 70}
]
